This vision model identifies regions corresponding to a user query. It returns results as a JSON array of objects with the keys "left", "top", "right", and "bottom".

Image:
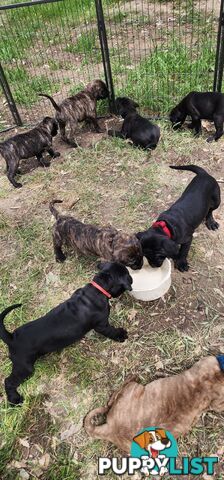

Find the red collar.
[
  {"left": 90, "top": 281, "right": 112, "bottom": 299},
  {"left": 152, "top": 220, "right": 172, "bottom": 239}
]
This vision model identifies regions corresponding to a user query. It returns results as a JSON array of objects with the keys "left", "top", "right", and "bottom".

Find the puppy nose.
[{"left": 162, "top": 438, "right": 170, "bottom": 445}]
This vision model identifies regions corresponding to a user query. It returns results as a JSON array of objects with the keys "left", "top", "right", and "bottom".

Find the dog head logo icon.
[
  {"left": 131, "top": 427, "right": 178, "bottom": 476},
  {"left": 133, "top": 428, "right": 171, "bottom": 458}
]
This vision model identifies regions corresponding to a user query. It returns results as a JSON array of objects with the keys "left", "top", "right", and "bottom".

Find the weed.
[
  {"left": 117, "top": 40, "right": 215, "bottom": 112},
  {"left": 5, "top": 67, "right": 59, "bottom": 106}
]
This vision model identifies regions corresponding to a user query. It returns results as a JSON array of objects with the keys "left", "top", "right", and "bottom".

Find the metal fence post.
[
  {"left": 95, "top": 0, "right": 116, "bottom": 113},
  {"left": 213, "top": 0, "right": 224, "bottom": 91},
  {"left": 0, "top": 63, "right": 23, "bottom": 126}
]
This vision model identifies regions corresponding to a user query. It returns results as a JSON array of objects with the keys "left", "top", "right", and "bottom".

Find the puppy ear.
[
  {"left": 42, "top": 116, "right": 50, "bottom": 124},
  {"left": 122, "top": 279, "right": 132, "bottom": 291},
  {"left": 155, "top": 429, "right": 167, "bottom": 440},
  {"left": 97, "top": 261, "right": 110, "bottom": 270},
  {"left": 97, "top": 262, "right": 106, "bottom": 270},
  {"left": 133, "top": 431, "right": 150, "bottom": 450},
  {"left": 135, "top": 232, "right": 143, "bottom": 240},
  {"left": 133, "top": 100, "right": 139, "bottom": 108},
  {"left": 51, "top": 121, "right": 58, "bottom": 136},
  {"left": 163, "top": 239, "right": 179, "bottom": 258}
]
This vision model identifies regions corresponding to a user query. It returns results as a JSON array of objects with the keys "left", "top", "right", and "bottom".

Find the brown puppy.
[
  {"left": 50, "top": 200, "right": 143, "bottom": 270},
  {"left": 39, "top": 79, "right": 109, "bottom": 146},
  {"left": 84, "top": 356, "right": 224, "bottom": 453},
  {"left": 0, "top": 117, "right": 59, "bottom": 188}
]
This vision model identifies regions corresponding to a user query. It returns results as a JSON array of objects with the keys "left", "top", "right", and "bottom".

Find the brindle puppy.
[
  {"left": 0, "top": 117, "right": 59, "bottom": 188},
  {"left": 50, "top": 200, "right": 143, "bottom": 270},
  {"left": 39, "top": 79, "right": 109, "bottom": 146},
  {"left": 84, "top": 356, "right": 224, "bottom": 454}
]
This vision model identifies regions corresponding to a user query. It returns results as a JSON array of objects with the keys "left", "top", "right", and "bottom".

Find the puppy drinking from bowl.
[
  {"left": 39, "top": 79, "right": 109, "bottom": 146},
  {"left": 50, "top": 200, "right": 143, "bottom": 270},
  {"left": 136, "top": 165, "right": 220, "bottom": 272},
  {"left": 0, "top": 117, "right": 59, "bottom": 188},
  {"left": 0, "top": 262, "right": 132, "bottom": 405},
  {"left": 108, "top": 97, "right": 160, "bottom": 150}
]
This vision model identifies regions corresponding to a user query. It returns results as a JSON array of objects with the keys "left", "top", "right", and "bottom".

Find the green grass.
[
  {"left": 0, "top": 0, "right": 119, "bottom": 62},
  {"left": 5, "top": 66, "right": 59, "bottom": 106},
  {"left": 46, "top": 452, "right": 81, "bottom": 480},
  {"left": 115, "top": 40, "right": 216, "bottom": 112},
  {"left": 109, "top": 10, "right": 128, "bottom": 24},
  {"left": 65, "top": 31, "right": 98, "bottom": 55},
  {"left": 65, "top": 31, "right": 102, "bottom": 66},
  {"left": 0, "top": 0, "right": 116, "bottom": 108},
  {"left": 0, "top": 0, "right": 218, "bottom": 114},
  {"left": 0, "top": 1, "right": 96, "bottom": 63}
]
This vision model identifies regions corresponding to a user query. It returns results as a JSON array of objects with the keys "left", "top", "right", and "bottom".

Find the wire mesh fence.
[
  {"left": 104, "top": 0, "right": 219, "bottom": 114},
  {"left": 0, "top": 0, "right": 104, "bottom": 130},
  {"left": 0, "top": 0, "right": 222, "bottom": 130}
]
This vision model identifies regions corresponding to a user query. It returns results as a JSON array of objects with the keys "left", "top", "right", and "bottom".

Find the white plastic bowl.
[{"left": 128, "top": 257, "right": 171, "bottom": 301}]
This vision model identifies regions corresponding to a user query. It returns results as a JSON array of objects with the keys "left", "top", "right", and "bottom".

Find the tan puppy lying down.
[{"left": 84, "top": 356, "right": 224, "bottom": 453}]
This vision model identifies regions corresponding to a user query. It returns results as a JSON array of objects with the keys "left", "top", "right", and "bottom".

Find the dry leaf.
[
  {"left": 194, "top": 345, "right": 202, "bottom": 355},
  {"left": 214, "top": 288, "right": 224, "bottom": 300},
  {"left": 19, "top": 469, "right": 30, "bottom": 480},
  {"left": 19, "top": 438, "right": 30, "bottom": 449},
  {"left": 155, "top": 360, "right": 164, "bottom": 370},
  {"left": 38, "top": 453, "right": 50, "bottom": 470},
  {"left": 45, "top": 272, "right": 60, "bottom": 286},
  {"left": 128, "top": 308, "right": 138, "bottom": 322},
  {"left": 217, "top": 446, "right": 224, "bottom": 456},
  {"left": 10, "top": 460, "right": 27, "bottom": 469},
  {"left": 60, "top": 422, "right": 82, "bottom": 440}
]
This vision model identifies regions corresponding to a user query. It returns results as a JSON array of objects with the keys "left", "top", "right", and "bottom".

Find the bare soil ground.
[{"left": 0, "top": 118, "right": 224, "bottom": 479}]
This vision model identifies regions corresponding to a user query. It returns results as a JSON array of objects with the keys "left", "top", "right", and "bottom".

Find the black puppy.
[
  {"left": 0, "top": 117, "right": 60, "bottom": 188},
  {"left": 136, "top": 165, "right": 220, "bottom": 272},
  {"left": 108, "top": 97, "right": 160, "bottom": 149},
  {"left": 170, "top": 91, "right": 224, "bottom": 142},
  {"left": 0, "top": 262, "right": 132, "bottom": 405}
]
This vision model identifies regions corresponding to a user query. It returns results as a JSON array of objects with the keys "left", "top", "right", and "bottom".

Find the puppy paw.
[
  {"left": 68, "top": 141, "right": 78, "bottom": 148},
  {"left": 53, "top": 151, "right": 60, "bottom": 158},
  {"left": 8, "top": 393, "right": 24, "bottom": 406},
  {"left": 174, "top": 259, "right": 189, "bottom": 272},
  {"left": 14, "top": 182, "right": 22, "bottom": 188},
  {"left": 206, "top": 219, "right": 219, "bottom": 230},
  {"left": 206, "top": 135, "right": 214, "bottom": 143},
  {"left": 107, "top": 129, "right": 115, "bottom": 136},
  {"left": 56, "top": 253, "right": 66, "bottom": 263},
  {"left": 114, "top": 328, "right": 128, "bottom": 342},
  {"left": 39, "top": 160, "right": 51, "bottom": 167}
]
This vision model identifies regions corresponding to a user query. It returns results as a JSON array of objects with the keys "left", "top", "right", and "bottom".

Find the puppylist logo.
[{"left": 98, "top": 427, "right": 219, "bottom": 476}]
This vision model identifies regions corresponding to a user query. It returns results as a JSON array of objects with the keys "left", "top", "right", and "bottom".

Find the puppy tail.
[
  {"left": 170, "top": 165, "right": 207, "bottom": 176},
  {"left": 84, "top": 406, "right": 110, "bottom": 438},
  {"left": 39, "top": 93, "right": 61, "bottom": 112},
  {"left": 0, "top": 303, "right": 22, "bottom": 346},
  {"left": 49, "top": 199, "right": 63, "bottom": 219}
]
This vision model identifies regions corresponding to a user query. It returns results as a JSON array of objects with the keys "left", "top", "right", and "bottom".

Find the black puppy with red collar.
[
  {"left": 0, "top": 262, "right": 132, "bottom": 405},
  {"left": 136, "top": 165, "right": 220, "bottom": 272}
]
